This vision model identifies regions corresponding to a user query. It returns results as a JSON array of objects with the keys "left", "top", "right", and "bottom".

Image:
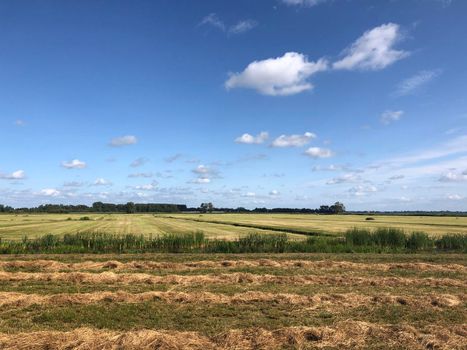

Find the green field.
[{"left": 0, "top": 213, "right": 466, "bottom": 240}]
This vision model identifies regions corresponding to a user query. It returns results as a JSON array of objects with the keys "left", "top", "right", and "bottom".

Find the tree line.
[{"left": 0, "top": 202, "right": 346, "bottom": 214}]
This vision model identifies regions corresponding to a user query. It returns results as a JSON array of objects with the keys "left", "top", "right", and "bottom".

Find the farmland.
[
  {"left": 0, "top": 213, "right": 465, "bottom": 349},
  {"left": 0, "top": 252, "right": 465, "bottom": 349},
  {"left": 1, "top": 213, "right": 467, "bottom": 240}
]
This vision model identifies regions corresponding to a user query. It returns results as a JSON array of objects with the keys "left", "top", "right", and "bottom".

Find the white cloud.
[
  {"left": 130, "top": 157, "right": 148, "bottom": 167},
  {"left": 133, "top": 181, "right": 158, "bottom": 191},
  {"left": 381, "top": 110, "right": 404, "bottom": 125},
  {"left": 191, "top": 165, "right": 219, "bottom": 184},
  {"left": 15, "top": 119, "right": 26, "bottom": 126},
  {"left": 165, "top": 154, "right": 182, "bottom": 163},
  {"left": 269, "top": 190, "right": 280, "bottom": 196},
  {"left": 304, "top": 147, "right": 334, "bottom": 158},
  {"left": 439, "top": 171, "right": 467, "bottom": 182},
  {"left": 61, "top": 159, "right": 87, "bottom": 169},
  {"left": 326, "top": 173, "right": 361, "bottom": 185},
  {"left": 229, "top": 20, "right": 257, "bottom": 34},
  {"left": 447, "top": 194, "right": 463, "bottom": 200},
  {"left": 63, "top": 181, "right": 84, "bottom": 187},
  {"left": 0, "top": 170, "right": 26, "bottom": 180},
  {"left": 333, "top": 23, "right": 408, "bottom": 71},
  {"left": 349, "top": 185, "right": 378, "bottom": 196},
  {"left": 271, "top": 132, "right": 316, "bottom": 147},
  {"left": 199, "top": 13, "right": 225, "bottom": 31},
  {"left": 190, "top": 178, "right": 211, "bottom": 184},
  {"left": 281, "top": 0, "right": 327, "bottom": 6},
  {"left": 395, "top": 70, "right": 441, "bottom": 96},
  {"left": 235, "top": 131, "right": 269, "bottom": 144},
  {"left": 128, "top": 172, "right": 153, "bottom": 178},
  {"left": 40, "top": 188, "right": 60, "bottom": 197},
  {"left": 93, "top": 178, "right": 112, "bottom": 186},
  {"left": 109, "top": 135, "right": 138, "bottom": 147},
  {"left": 226, "top": 52, "right": 328, "bottom": 96}
]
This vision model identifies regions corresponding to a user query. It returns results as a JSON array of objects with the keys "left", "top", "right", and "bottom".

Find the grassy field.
[
  {"left": 1, "top": 213, "right": 466, "bottom": 240},
  {"left": 0, "top": 252, "right": 465, "bottom": 349}
]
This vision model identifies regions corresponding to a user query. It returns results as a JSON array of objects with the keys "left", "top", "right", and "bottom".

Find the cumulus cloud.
[
  {"left": 229, "top": 20, "right": 257, "bottom": 34},
  {"left": 40, "top": 188, "right": 60, "bottom": 197},
  {"left": 61, "top": 159, "right": 87, "bottom": 169},
  {"left": 109, "top": 135, "right": 138, "bottom": 147},
  {"left": 271, "top": 132, "right": 316, "bottom": 147},
  {"left": 226, "top": 52, "right": 328, "bottom": 96},
  {"left": 130, "top": 157, "right": 148, "bottom": 168},
  {"left": 304, "top": 147, "right": 334, "bottom": 158},
  {"left": 93, "top": 178, "right": 112, "bottom": 186},
  {"left": 235, "top": 131, "right": 269, "bottom": 144},
  {"left": 380, "top": 110, "right": 404, "bottom": 125},
  {"left": 0, "top": 170, "right": 26, "bottom": 180},
  {"left": 333, "top": 23, "right": 408, "bottom": 71},
  {"left": 395, "top": 70, "right": 441, "bottom": 96}
]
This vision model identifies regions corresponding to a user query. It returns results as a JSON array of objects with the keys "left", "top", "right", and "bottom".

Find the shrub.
[{"left": 79, "top": 216, "right": 91, "bottom": 221}]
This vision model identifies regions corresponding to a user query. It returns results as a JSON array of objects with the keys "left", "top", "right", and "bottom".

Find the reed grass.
[{"left": 0, "top": 228, "right": 465, "bottom": 254}]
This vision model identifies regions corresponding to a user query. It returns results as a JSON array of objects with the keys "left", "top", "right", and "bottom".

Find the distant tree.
[
  {"left": 330, "top": 202, "right": 346, "bottom": 214},
  {"left": 126, "top": 202, "right": 136, "bottom": 214},
  {"left": 199, "top": 202, "right": 214, "bottom": 213}
]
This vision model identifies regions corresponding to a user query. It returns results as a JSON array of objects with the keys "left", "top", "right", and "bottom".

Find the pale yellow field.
[
  {"left": 1, "top": 213, "right": 466, "bottom": 241},
  {"left": 165, "top": 213, "right": 467, "bottom": 236}
]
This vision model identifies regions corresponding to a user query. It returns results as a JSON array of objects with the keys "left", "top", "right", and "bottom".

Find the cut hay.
[
  {"left": 0, "top": 322, "right": 465, "bottom": 350},
  {"left": 1, "top": 259, "right": 464, "bottom": 273},
  {"left": 0, "top": 270, "right": 464, "bottom": 287},
  {"left": 0, "top": 291, "right": 463, "bottom": 310}
]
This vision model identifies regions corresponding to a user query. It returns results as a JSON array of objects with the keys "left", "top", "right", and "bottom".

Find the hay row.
[
  {"left": 0, "top": 270, "right": 464, "bottom": 287},
  {"left": 0, "top": 321, "right": 465, "bottom": 349},
  {"left": 1, "top": 259, "right": 464, "bottom": 273},
  {"left": 0, "top": 290, "right": 463, "bottom": 309}
]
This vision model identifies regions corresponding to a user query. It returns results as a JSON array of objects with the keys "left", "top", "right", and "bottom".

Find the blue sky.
[{"left": 1, "top": 0, "right": 467, "bottom": 210}]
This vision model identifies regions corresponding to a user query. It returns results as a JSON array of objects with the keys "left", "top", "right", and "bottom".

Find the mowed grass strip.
[
  {"left": 164, "top": 213, "right": 467, "bottom": 236},
  {"left": 1, "top": 258, "right": 465, "bottom": 274},
  {"left": 0, "top": 290, "right": 463, "bottom": 312},
  {"left": 0, "top": 303, "right": 465, "bottom": 349}
]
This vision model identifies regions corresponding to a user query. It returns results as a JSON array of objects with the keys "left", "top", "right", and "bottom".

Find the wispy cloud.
[
  {"left": 281, "top": 0, "right": 328, "bottom": 6},
  {"left": 395, "top": 70, "right": 441, "bottom": 96},
  {"left": 61, "top": 159, "right": 87, "bottom": 169},
  {"left": 200, "top": 14, "right": 257, "bottom": 35},
  {"left": 109, "top": 135, "right": 138, "bottom": 147},
  {"left": 0, "top": 170, "right": 26, "bottom": 180},
  {"left": 380, "top": 110, "right": 404, "bottom": 125},
  {"left": 229, "top": 20, "right": 257, "bottom": 34},
  {"left": 93, "top": 178, "right": 112, "bottom": 186},
  {"left": 333, "top": 23, "right": 408, "bottom": 71},
  {"left": 271, "top": 132, "right": 316, "bottom": 147},
  {"left": 130, "top": 157, "right": 149, "bottom": 168}
]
